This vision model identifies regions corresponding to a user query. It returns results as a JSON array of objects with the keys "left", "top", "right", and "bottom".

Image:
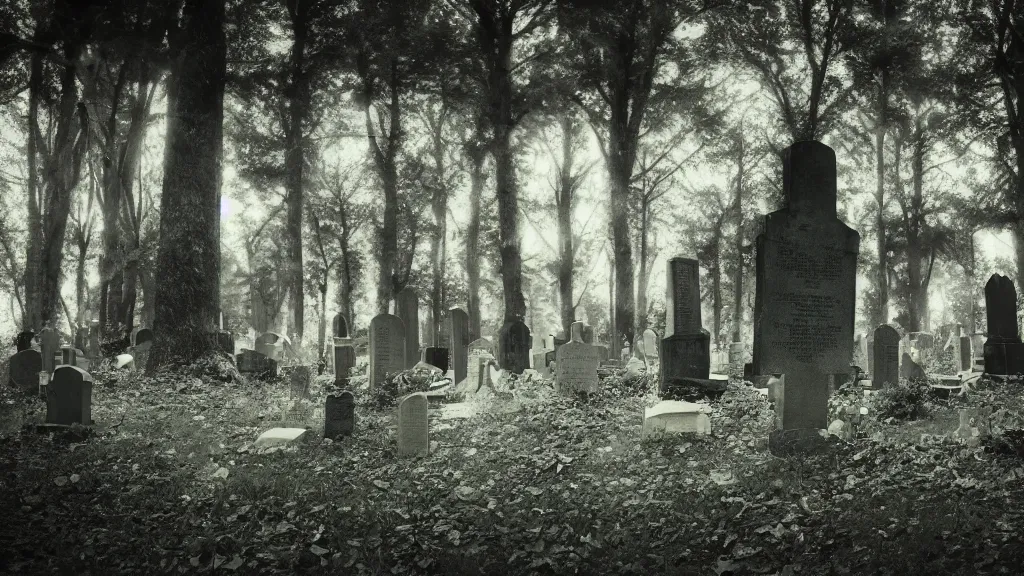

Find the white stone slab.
[
  {"left": 642, "top": 400, "right": 711, "bottom": 439},
  {"left": 115, "top": 354, "right": 134, "bottom": 368},
  {"left": 254, "top": 427, "right": 309, "bottom": 448}
]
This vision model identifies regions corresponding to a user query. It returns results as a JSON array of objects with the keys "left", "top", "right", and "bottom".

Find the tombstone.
[
  {"left": 593, "top": 345, "right": 609, "bottom": 362},
  {"left": 254, "top": 428, "right": 308, "bottom": 448},
  {"left": 444, "top": 308, "right": 469, "bottom": 385},
  {"left": 660, "top": 258, "right": 711, "bottom": 395},
  {"left": 289, "top": 366, "right": 312, "bottom": 401},
  {"left": 254, "top": 332, "right": 282, "bottom": 361},
  {"left": 39, "top": 328, "right": 59, "bottom": 375},
  {"left": 960, "top": 335, "right": 973, "bottom": 372},
  {"left": 983, "top": 274, "right": 1024, "bottom": 375},
  {"left": 497, "top": 320, "right": 530, "bottom": 374},
  {"left": 9, "top": 349, "right": 42, "bottom": 393},
  {"left": 397, "top": 392, "right": 429, "bottom": 457},
  {"left": 332, "top": 313, "right": 350, "bottom": 338},
  {"left": 15, "top": 330, "right": 34, "bottom": 352},
  {"left": 324, "top": 391, "right": 355, "bottom": 439},
  {"left": 46, "top": 366, "right": 93, "bottom": 426},
  {"left": 460, "top": 353, "right": 495, "bottom": 396},
  {"left": 369, "top": 313, "right": 406, "bottom": 389},
  {"left": 215, "top": 330, "right": 234, "bottom": 356},
  {"left": 60, "top": 347, "right": 77, "bottom": 367},
  {"left": 555, "top": 322, "right": 602, "bottom": 395},
  {"left": 642, "top": 329, "right": 659, "bottom": 359},
  {"left": 88, "top": 321, "right": 101, "bottom": 360},
  {"left": 581, "top": 325, "right": 595, "bottom": 344},
  {"left": 423, "top": 347, "right": 449, "bottom": 373},
  {"left": 641, "top": 401, "right": 712, "bottom": 439},
  {"left": 900, "top": 352, "right": 927, "bottom": 382},
  {"left": 751, "top": 142, "right": 860, "bottom": 432},
  {"left": 334, "top": 338, "right": 357, "bottom": 386},
  {"left": 394, "top": 288, "right": 420, "bottom": 370},
  {"left": 871, "top": 325, "right": 900, "bottom": 389},
  {"left": 236, "top": 349, "right": 278, "bottom": 378}
]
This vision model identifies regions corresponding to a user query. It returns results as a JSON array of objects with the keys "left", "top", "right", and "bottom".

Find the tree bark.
[
  {"left": 906, "top": 121, "right": 927, "bottom": 331},
  {"left": 608, "top": 148, "right": 636, "bottom": 355},
  {"left": 731, "top": 133, "right": 745, "bottom": 342},
  {"left": 635, "top": 195, "right": 650, "bottom": 332},
  {"left": 147, "top": 0, "right": 226, "bottom": 370},
  {"left": 428, "top": 105, "right": 449, "bottom": 346},
  {"left": 284, "top": 0, "right": 308, "bottom": 343},
  {"left": 556, "top": 114, "right": 575, "bottom": 337},
  {"left": 23, "top": 46, "right": 43, "bottom": 330},
  {"left": 465, "top": 148, "right": 485, "bottom": 340},
  {"left": 875, "top": 67, "right": 889, "bottom": 326}
]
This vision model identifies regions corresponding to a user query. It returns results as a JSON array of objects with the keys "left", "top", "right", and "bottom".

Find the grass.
[{"left": 1, "top": 359, "right": 1023, "bottom": 575}]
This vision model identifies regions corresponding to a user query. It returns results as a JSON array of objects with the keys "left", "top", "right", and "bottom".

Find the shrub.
[
  {"left": 371, "top": 368, "right": 443, "bottom": 408},
  {"left": 874, "top": 378, "right": 929, "bottom": 421}
]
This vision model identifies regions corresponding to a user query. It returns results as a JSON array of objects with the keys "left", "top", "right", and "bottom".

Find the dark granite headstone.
[
  {"left": 751, "top": 141, "right": 860, "bottom": 432},
  {"left": 324, "top": 391, "right": 355, "bottom": 438},
  {"left": 39, "top": 328, "right": 59, "bottom": 375},
  {"left": 872, "top": 325, "right": 900, "bottom": 388},
  {"left": 16, "top": 330, "right": 34, "bottom": 352},
  {"left": 215, "top": 330, "right": 234, "bottom": 355},
  {"left": 394, "top": 288, "right": 419, "bottom": 370},
  {"left": 960, "top": 335, "right": 972, "bottom": 372},
  {"left": 983, "top": 274, "right": 1024, "bottom": 375},
  {"left": 332, "top": 313, "right": 350, "bottom": 338},
  {"left": 236, "top": 349, "right": 278, "bottom": 378},
  {"left": 497, "top": 320, "right": 530, "bottom": 374},
  {"left": 132, "top": 327, "right": 153, "bottom": 347},
  {"left": 9, "top": 349, "right": 42, "bottom": 393},
  {"left": 369, "top": 313, "right": 406, "bottom": 389},
  {"left": 46, "top": 366, "right": 93, "bottom": 426},
  {"left": 661, "top": 257, "right": 711, "bottom": 394},
  {"left": 445, "top": 308, "right": 469, "bottom": 385},
  {"left": 423, "top": 347, "right": 449, "bottom": 373}
]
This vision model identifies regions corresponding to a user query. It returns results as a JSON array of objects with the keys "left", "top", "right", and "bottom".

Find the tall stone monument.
[
  {"left": 753, "top": 141, "right": 860, "bottom": 431},
  {"left": 394, "top": 288, "right": 419, "bottom": 370},
  {"left": 983, "top": 274, "right": 1024, "bottom": 375},
  {"left": 871, "top": 325, "right": 900, "bottom": 389},
  {"left": 660, "top": 257, "right": 711, "bottom": 394},
  {"left": 369, "top": 313, "right": 406, "bottom": 389},
  {"left": 497, "top": 320, "right": 530, "bottom": 374},
  {"left": 444, "top": 308, "right": 470, "bottom": 385}
]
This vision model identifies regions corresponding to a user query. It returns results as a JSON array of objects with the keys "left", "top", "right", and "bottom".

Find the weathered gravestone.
[
  {"left": 9, "top": 349, "right": 42, "bottom": 393},
  {"left": 40, "top": 327, "right": 59, "bottom": 375},
  {"left": 394, "top": 288, "right": 420, "bottom": 370},
  {"left": 16, "top": 330, "right": 34, "bottom": 352},
  {"left": 581, "top": 325, "right": 595, "bottom": 345},
  {"left": 459, "top": 352, "right": 496, "bottom": 396},
  {"left": 423, "top": 347, "right": 449, "bottom": 373},
  {"left": 236, "top": 349, "right": 278, "bottom": 378},
  {"left": 332, "top": 313, "right": 350, "bottom": 338},
  {"left": 960, "top": 335, "right": 973, "bottom": 371},
  {"left": 643, "top": 329, "right": 659, "bottom": 360},
  {"left": 497, "top": 320, "right": 530, "bottom": 374},
  {"left": 660, "top": 257, "right": 712, "bottom": 394},
  {"left": 397, "top": 392, "right": 429, "bottom": 457},
  {"left": 289, "top": 366, "right": 312, "bottom": 400},
  {"left": 60, "top": 347, "right": 77, "bottom": 368},
  {"left": 983, "top": 274, "right": 1024, "bottom": 375},
  {"left": 334, "top": 338, "right": 357, "bottom": 386},
  {"left": 751, "top": 141, "right": 860, "bottom": 432},
  {"left": 255, "top": 332, "right": 284, "bottom": 361},
  {"left": 132, "top": 327, "right": 153, "bottom": 347},
  {"left": 555, "top": 322, "right": 601, "bottom": 395},
  {"left": 872, "top": 325, "right": 900, "bottom": 389},
  {"left": 469, "top": 337, "right": 494, "bottom": 354},
  {"left": 641, "top": 401, "right": 711, "bottom": 439},
  {"left": 369, "top": 313, "right": 406, "bottom": 389},
  {"left": 46, "top": 366, "right": 93, "bottom": 426},
  {"left": 88, "top": 321, "right": 100, "bottom": 360},
  {"left": 900, "top": 351, "right": 927, "bottom": 382},
  {"left": 444, "top": 308, "right": 469, "bottom": 384},
  {"left": 324, "top": 391, "right": 355, "bottom": 439}
]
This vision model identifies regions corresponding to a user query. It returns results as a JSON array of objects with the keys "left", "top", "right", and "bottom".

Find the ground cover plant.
[{"left": 2, "top": 363, "right": 1023, "bottom": 576}]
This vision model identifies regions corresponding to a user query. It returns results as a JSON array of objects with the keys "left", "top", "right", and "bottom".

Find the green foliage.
[
  {"left": 874, "top": 378, "right": 930, "bottom": 421},
  {"left": 371, "top": 368, "right": 443, "bottom": 409},
  {"left": 600, "top": 370, "right": 654, "bottom": 399}
]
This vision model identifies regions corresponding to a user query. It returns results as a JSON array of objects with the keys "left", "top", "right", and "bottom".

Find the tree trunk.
[
  {"left": 906, "top": 126, "right": 927, "bottom": 331},
  {"left": 635, "top": 196, "right": 650, "bottom": 332},
  {"left": 75, "top": 239, "right": 88, "bottom": 326},
  {"left": 147, "top": 0, "right": 226, "bottom": 370},
  {"left": 608, "top": 152, "right": 636, "bottom": 354},
  {"left": 875, "top": 69, "right": 889, "bottom": 326},
  {"left": 39, "top": 43, "right": 88, "bottom": 328},
  {"left": 365, "top": 73, "right": 401, "bottom": 315},
  {"left": 428, "top": 110, "right": 449, "bottom": 346},
  {"left": 557, "top": 115, "right": 575, "bottom": 337},
  {"left": 318, "top": 285, "right": 327, "bottom": 359},
  {"left": 466, "top": 150, "right": 484, "bottom": 340},
  {"left": 732, "top": 134, "right": 745, "bottom": 342},
  {"left": 712, "top": 222, "right": 723, "bottom": 349},
  {"left": 23, "top": 48, "right": 43, "bottom": 331},
  {"left": 493, "top": 128, "right": 525, "bottom": 322},
  {"left": 284, "top": 3, "right": 308, "bottom": 343}
]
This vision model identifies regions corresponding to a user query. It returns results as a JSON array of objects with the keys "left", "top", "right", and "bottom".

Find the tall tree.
[
  {"left": 147, "top": 0, "right": 226, "bottom": 369},
  {"left": 561, "top": 0, "right": 714, "bottom": 355},
  {"left": 447, "top": 0, "right": 554, "bottom": 323}
]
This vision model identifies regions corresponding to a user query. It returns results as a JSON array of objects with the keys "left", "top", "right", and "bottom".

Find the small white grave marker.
[{"left": 642, "top": 400, "right": 711, "bottom": 439}]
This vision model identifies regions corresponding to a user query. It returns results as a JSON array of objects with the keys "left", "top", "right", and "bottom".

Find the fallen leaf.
[
  {"left": 212, "top": 467, "right": 229, "bottom": 479},
  {"left": 54, "top": 476, "right": 68, "bottom": 486}
]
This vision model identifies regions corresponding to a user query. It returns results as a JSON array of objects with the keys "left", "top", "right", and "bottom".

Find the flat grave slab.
[{"left": 254, "top": 427, "right": 309, "bottom": 448}]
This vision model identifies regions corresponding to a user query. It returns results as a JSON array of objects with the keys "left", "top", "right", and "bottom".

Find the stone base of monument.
[
  {"left": 642, "top": 401, "right": 711, "bottom": 439},
  {"left": 768, "top": 428, "right": 835, "bottom": 456},
  {"left": 661, "top": 375, "right": 728, "bottom": 401},
  {"left": 983, "top": 340, "right": 1024, "bottom": 376},
  {"left": 35, "top": 423, "right": 94, "bottom": 441}
]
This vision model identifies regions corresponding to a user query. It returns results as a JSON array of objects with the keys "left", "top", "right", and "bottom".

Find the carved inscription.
[
  {"left": 668, "top": 259, "right": 701, "bottom": 336},
  {"left": 398, "top": 393, "right": 429, "bottom": 457},
  {"left": 555, "top": 342, "right": 601, "bottom": 394}
]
